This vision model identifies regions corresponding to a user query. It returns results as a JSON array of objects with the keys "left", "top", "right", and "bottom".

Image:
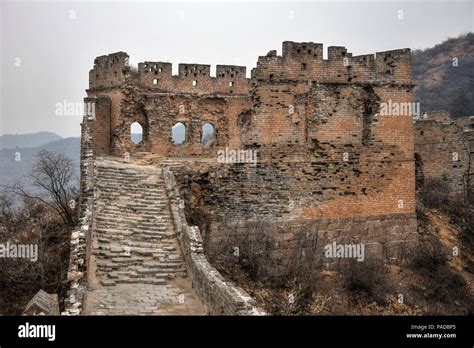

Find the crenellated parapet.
[
  {"left": 89, "top": 53, "right": 251, "bottom": 95},
  {"left": 88, "top": 41, "right": 412, "bottom": 94},
  {"left": 89, "top": 52, "right": 129, "bottom": 89},
  {"left": 136, "top": 62, "right": 250, "bottom": 95},
  {"left": 81, "top": 40, "right": 418, "bottom": 280},
  {"left": 252, "top": 41, "right": 412, "bottom": 85}
]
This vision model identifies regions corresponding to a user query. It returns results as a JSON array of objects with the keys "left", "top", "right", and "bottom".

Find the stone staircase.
[{"left": 83, "top": 157, "right": 206, "bottom": 315}]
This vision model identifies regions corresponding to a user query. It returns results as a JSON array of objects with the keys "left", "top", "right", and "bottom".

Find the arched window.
[
  {"left": 131, "top": 122, "right": 143, "bottom": 144},
  {"left": 172, "top": 122, "right": 186, "bottom": 145},
  {"left": 201, "top": 122, "right": 215, "bottom": 148}
]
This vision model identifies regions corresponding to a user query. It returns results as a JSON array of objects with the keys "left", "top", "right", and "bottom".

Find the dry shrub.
[
  {"left": 419, "top": 178, "right": 450, "bottom": 208},
  {"left": 0, "top": 194, "right": 72, "bottom": 314},
  {"left": 209, "top": 220, "right": 407, "bottom": 314},
  {"left": 337, "top": 258, "right": 392, "bottom": 305},
  {"left": 409, "top": 235, "right": 471, "bottom": 312},
  {"left": 209, "top": 220, "right": 281, "bottom": 283},
  {"left": 357, "top": 295, "right": 423, "bottom": 315},
  {"left": 208, "top": 220, "right": 328, "bottom": 315},
  {"left": 419, "top": 177, "right": 473, "bottom": 253}
]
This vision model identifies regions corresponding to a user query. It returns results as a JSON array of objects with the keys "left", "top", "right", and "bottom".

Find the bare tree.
[
  {"left": 0, "top": 190, "right": 72, "bottom": 314},
  {"left": 461, "top": 140, "right": 472, "bottom": 203},
  {"left": 0, "top": 191, "right": 15, "bottom": 225},
  {"left": 6, "top": 150, "right": 78, "bottom": 226}
]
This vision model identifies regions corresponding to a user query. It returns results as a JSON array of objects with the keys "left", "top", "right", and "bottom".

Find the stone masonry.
[
  {"left": 82, "top": 158, "right": 206, "bottom": 315},
  {"left": 414, "top": 110, "right": 474, "bottom": 199},
  {"left": 64, "top": 41, "right": 420, "bottom": 315}
]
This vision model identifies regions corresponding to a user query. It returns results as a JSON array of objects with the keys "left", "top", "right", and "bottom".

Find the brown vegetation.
[
  {"left": 0, "top": 150, "right": 77, "bottom": 314},
  {"left": 208, "top": 198, "right": 473, "bottom": 315},
  {"left": 0, "top": 193, "right": 72, "bottom": 314}
]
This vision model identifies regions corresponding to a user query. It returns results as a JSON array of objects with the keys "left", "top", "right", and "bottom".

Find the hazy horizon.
[{"left": 1, "top": 0, "right": 473, "bottom": 137}]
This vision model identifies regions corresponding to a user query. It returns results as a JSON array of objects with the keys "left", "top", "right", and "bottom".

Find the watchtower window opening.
[
  {"left": 201, "top": 123, "right": 216, "bottom": 149},
  {"left": 153, "top": 78, "right": 158, "bottom": 85},
  {"left": 172, "top": 122, "right": 186, "bottom": 145},
  {"left": 229, "top": 81, "right": 234, "bottom": 87},
  {"left": 131, "top": 122, "right": 143, "bottom": 144},
  {"left": 192, "top": 80, "right": 197, "bottom": 86}
]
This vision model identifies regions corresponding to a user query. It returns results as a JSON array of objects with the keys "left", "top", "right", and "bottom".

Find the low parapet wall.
[
  {"left": 62, "top": 109, "right": 97, "bottom": 315},
  {"left": 163, "top": 165, "right": 265, "bottom": 315},
  {"left": 62, "top": 159, "right": 95, "bottom": 315}
]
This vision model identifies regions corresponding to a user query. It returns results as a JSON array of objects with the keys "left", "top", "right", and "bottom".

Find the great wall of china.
[{"left": 61, "top": 41, "right": 473, "bottom": 315}]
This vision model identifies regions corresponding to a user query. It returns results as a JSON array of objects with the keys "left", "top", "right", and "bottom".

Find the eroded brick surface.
[
  {"left": 65, "top": 41, "right": 423, "bottom": 315},
  {"left": 414, "top": 111, "right": 474, "bottom": 197}
]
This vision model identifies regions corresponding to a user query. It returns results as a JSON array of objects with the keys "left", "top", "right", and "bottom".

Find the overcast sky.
[{"left": 1, "top": 0, "right": 473, "bottom": 138}]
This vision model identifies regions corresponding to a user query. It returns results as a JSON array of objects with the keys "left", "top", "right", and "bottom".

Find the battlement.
[
  {"left": 88, "top": 41, "right": 412, "bottom": 93},
  {"left": 216, "top": 65, "right": 247, "bottom": 78},
  {"left": 178, "top": 63, "right": 211, "bottom": 77},
  {"left": 282, "top": 41, "right": 324, "bottom": 59},
  {"left": 139, "top": 62, "right": 172, "bottom": 75},
  {"left": 82, "top": 41, "right": 418, "bottom": 275},
  {"left": 133, "top": 61, "right": 250, "bottom": 94},
  {"left": 253, "top": 42, "right": 412, "bottom": 85},
  {"left": 416, "top": 110, "right": 453, "bottom": 123},
  {"left": 89, "top": 52, "right": 129, "bottom": 89}
]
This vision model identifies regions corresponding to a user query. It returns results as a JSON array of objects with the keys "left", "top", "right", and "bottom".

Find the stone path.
[{"left": 82, "top": 157, "right": 207, "bottom": 315}]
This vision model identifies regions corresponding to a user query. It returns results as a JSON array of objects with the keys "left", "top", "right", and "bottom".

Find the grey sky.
[{"left": 1, "top": 0, "right": 473, "bottom": 138}]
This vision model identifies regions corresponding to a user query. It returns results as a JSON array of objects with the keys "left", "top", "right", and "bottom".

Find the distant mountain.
[
  {"left": 0, "top": 137, "right": 80, "bottom": 189},
  {"left": 0, "top": 133, "right": 147, "bottom": 191},
  {"left": 0, "top": 132, "right": 62, "bottom": 150},
  {"left": 412, "top": 32, "right": 474, "bottom": 117}
]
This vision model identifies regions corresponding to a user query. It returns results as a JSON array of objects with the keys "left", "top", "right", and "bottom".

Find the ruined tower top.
[{"left": 88, "top": 41, "right": 412, "bottom": 93}]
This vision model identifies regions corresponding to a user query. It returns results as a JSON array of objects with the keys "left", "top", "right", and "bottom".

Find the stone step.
[
  {"left": 91, "top": 159, "right": 189, "bottom": 292},
  {"left": 94, "top": 229, "right": 171, "bottom": 237}
]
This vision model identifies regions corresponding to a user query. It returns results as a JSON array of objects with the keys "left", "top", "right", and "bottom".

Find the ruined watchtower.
[
  {"left": 83, "top": 41, "right": 417, "bottom": 257},
  {"left": 65, "top": 41, "right": 418, "bottom": 315}
]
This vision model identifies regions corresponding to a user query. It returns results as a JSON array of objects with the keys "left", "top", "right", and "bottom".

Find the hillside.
[
  {"left": 0, "top": 137, "right": 80, "bottom": 188},
  {"left": 412, "top": 32, "right": 474, "bottom": 117},
  {"left": 0, "top": 132, "right": 62, "bottom": 150}
]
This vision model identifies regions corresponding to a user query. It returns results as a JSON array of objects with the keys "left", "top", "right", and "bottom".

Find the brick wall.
[
  {"left": 163, "top": 165, "right": 265, "bottom": 315},
  {"left": 83, "top": 40, "right": 418, "bottom": 270},
  {"left": 414, "top": 111, "right": 474, "bottom": 197},
  {"left": 63, "top": 105, "right": 97, "bottom": 315}
]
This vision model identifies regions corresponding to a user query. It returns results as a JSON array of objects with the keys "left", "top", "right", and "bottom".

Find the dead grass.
[
  {"left": 0, "top": 195, "right": 72, "bottom": 314},
  {"left": 206, "top": 208, "right": 473, "bottom": 315}
]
